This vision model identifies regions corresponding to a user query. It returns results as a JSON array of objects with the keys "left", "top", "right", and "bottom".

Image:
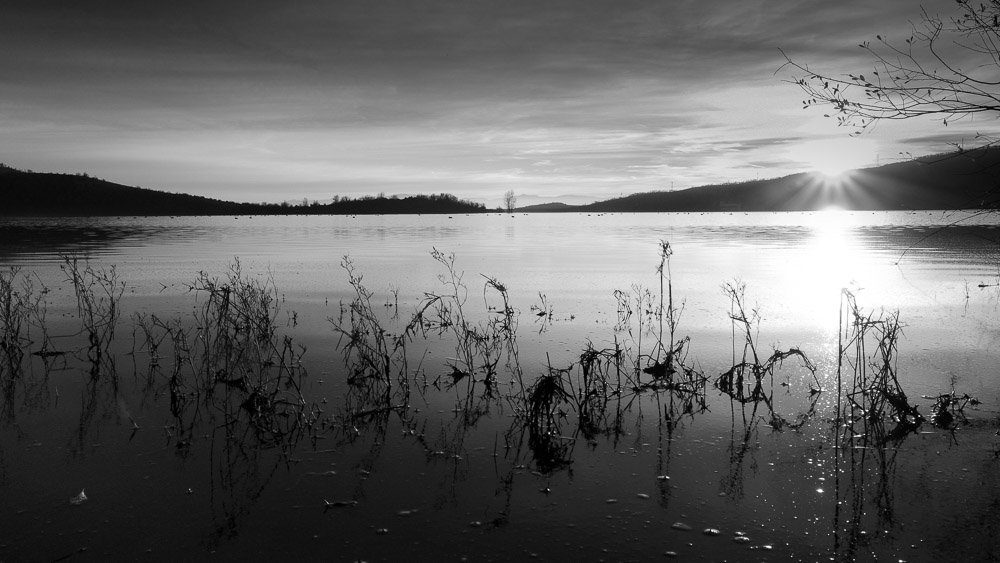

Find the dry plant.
[
  {"left": 61, "top": 255, "right": 125, "bottom": 373},
  {"left": 838, "top": 289, "right": 923, "bottom": 444},
  {"left": 611, "top": 241, "right": 707, "bottom": 393},
  {"left": 0, "top": 266, "right": 32, "bottom": 370},
  {"left": 929, "top": 390, "right": 980, "bottom": 428},
  {"left": 186, "top": 259, "right": 313, "bottom": 441},
  {"left": 332, "top": 256, "right": 404, "bottom": 387},
  {"left": 716, "top": 281, "right": 820, "bottom": 430}
]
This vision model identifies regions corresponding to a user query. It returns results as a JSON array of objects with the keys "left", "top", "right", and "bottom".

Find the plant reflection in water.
[
  {"left": 0, "top": 239, "right": 993, "bottom": 560},
  {"left": 329, "top": 242, "right": 711, "bottom": 475}
]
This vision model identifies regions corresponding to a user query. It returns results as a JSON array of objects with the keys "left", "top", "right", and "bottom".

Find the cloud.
[{"left": 0, "top": 0, "right": 975, "bottom": 204}]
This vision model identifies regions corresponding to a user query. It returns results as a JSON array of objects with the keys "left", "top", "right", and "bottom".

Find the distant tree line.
[{"left": 313, "top": 193, "right": 487, "bottom": 215}]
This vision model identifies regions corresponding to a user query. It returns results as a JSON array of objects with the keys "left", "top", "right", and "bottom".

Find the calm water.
[{"left": 1, "top": 211, "right": 999, "bottom": 561}]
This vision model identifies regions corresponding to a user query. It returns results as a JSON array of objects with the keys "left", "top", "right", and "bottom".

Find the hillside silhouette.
[
  {"left": 0, "top": 165, "right": 255, "bottom": 216},
  {"left": 0, "top": 164, "right": 487, "bottom": 216},
  {"left": 4, "top": 148, "right": 1000, "bottom": 216},
  {"left": 570, "top": 148, "right": 1000, "bottom": 212}
]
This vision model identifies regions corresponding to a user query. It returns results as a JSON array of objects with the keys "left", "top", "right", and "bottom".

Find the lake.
[{"left": 1, "top": 211, "right": 999, "bottom": 562}]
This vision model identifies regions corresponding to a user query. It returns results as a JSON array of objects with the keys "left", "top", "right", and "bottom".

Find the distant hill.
[
  {"left": 5, "top": 147, "right": 1000, "bottom": 216},
  {"left": 0, "top": 166, "right": 256, "bottom": 216},
  {"left": 0, "top": 165, "right": 487, "bottom": 216},
  {"left": 524, "top": 147, "right": 1000, "bottom": 212},
  {"left": 516, "top": 202, "right": 576, "bottom": 212}
]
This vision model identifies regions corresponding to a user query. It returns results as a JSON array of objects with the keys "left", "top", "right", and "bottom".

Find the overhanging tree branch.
[{"left": 779, "top": 1, "right": 1000, "bottom": 138}]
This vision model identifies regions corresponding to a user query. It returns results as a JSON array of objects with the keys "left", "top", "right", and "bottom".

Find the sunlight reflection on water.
[
  {"left": 4, "top": 211, "right": 999, "bottom": 393},
  {"left": 2, "top": 211, "right": 1000, "bottom": 561},
  {"left": 4, "top": 211, "right": 999, "bottom": 326}
]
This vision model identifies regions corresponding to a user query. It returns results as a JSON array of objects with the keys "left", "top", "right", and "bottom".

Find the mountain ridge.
[
  {"left": 3, "top": 148, "right": 1000, "bottom": 216},
  {"left": 0, "top": 165, "right": 486, "bottom": 216},
  {"left": 564, "top": 148, "right": 1000, "bottom": 213}
]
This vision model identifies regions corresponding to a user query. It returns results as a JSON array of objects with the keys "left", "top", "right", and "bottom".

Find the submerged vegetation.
[
  {"left": 2, "top": 256, "right": 318, "bottom": 459},
  {"left": 62, "top": 256, "right": 124, "bottom": 371},
  {"left": 0, "top": 241, "right": 994, "bottom": 559},
  {"left": 328, "top": 241, "right": 713, "bottom": 467},
  {"left": 716, "top": 280, "right": 819, "bottom": 430},
  {"left": 838, "top": 290, "right": 924, "bottom": 444},
  {"left": 0, "top": 245, "right": 988, "bottom": 455},
  {"left": 132, "top": 260, "right": 318, "bottom": 449}
]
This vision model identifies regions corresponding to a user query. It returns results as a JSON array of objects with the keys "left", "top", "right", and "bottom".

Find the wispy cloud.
[{"left": 0, "top": 0, "right": 973, "bottom": 205}]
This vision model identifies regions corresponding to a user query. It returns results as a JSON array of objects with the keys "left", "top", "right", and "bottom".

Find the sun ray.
[{"left": 788, "top": 138, "right": 878, "bottom": 179}]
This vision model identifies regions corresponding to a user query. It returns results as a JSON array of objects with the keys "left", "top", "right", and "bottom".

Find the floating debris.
[
  {"left": 703, "top": 528, "right": 721, "bottom": 536},
  {"left": 930, "top": 391, "right": 979, "bottom": 428},
  {"left": 733, "top": 536, "right": 751, "bottom": 544},
  {"left": 69, "top": 489, "right": 88, "bottom": 505},
  {"left": 671, "top": 522, "right": 692, "bottom": 531},
  {"left": 636, "top": 493, "right": 650, "bottom": 499},
  {"left": 376, "top": 528, "right": 389, "bottom": 535}
]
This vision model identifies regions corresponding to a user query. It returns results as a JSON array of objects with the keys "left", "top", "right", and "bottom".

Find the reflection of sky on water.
[
  {"left": 5, "top": 211, "right": 999, "bottom": 321},
  {"left": 2, "top": 213, "right": 998, "bottom": 365},
  {"left": 2, "top": 211, "right": 1000, "bottom": 561},
  {"left": 5, "top": 211, "right": 999, "bottom": 397}
]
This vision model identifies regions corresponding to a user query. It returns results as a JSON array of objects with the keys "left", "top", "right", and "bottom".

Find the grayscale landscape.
[{"left": 2, "top": 1, "right": 1000, "bottom": 561}]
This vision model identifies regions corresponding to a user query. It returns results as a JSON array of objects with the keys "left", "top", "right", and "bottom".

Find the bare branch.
[{"left": 781, "top": 1, "right": 1000, "bottom": 133}]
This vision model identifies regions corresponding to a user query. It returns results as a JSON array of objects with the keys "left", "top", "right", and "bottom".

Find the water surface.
[{"left": 1, "top": 211, "right": 998, "bottom": 561}]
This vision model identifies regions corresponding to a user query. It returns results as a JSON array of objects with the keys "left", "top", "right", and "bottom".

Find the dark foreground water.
[{"left": 1, "top": 211, "right": 999, "bottom": 562}]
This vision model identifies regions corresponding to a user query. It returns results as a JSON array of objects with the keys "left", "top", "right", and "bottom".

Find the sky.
[{"left": 1, "top": 0, "right": 990, "bottom": 207}]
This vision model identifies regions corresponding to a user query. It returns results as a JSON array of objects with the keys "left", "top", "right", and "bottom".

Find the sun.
[
  {"left": 813, "top": 160, "right": 852, "bottom": 180},
  {"left": 788, "top": 138, "right": 878, "bottom": 179}
]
